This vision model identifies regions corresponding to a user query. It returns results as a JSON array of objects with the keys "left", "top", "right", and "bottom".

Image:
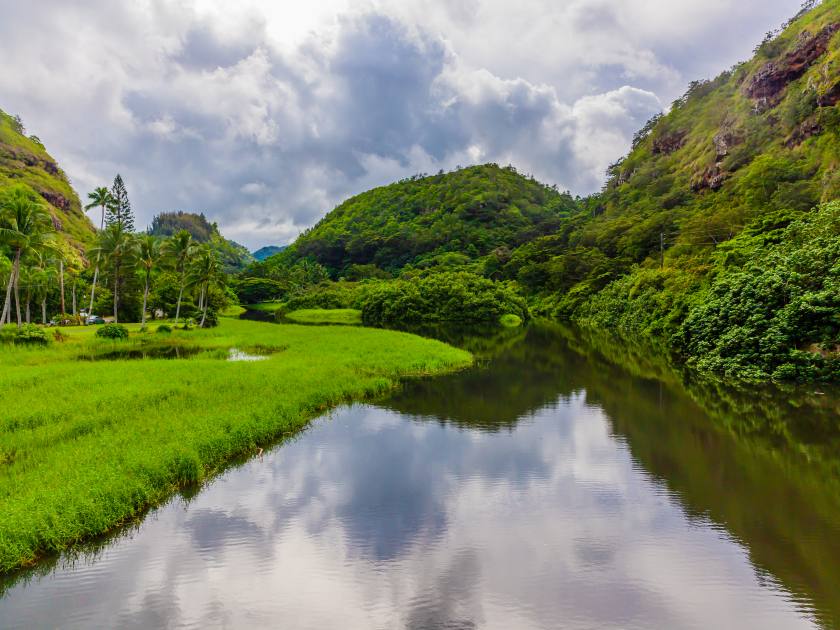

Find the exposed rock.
[
  {"left": 817, "top": 79, "right": 840, "bottom": 106},
  {"left": 51, "top": 215, "right": 63, "bottom": 231},
  {"left": 38, "top": 190, "right": 69, "bottom": 210},
  {"left": 713, "top": 125, "right": 743, "bottom": 162},
  {"left": 785, "top": 114, "right": 822, "bottom": 147},
  {"left": 691, "top": 165, "right": 727, "bottom": 193},
  {"left": 746, "top": 23, "right": 840, "bottom": 105},
  {"left": 652, "top": 130, "right": 687, "bottom": 155},
  {"left": 43, "top": 160, "right": 59, "bottom": 175}
]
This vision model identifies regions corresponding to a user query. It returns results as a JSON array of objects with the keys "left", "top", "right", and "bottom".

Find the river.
[{"left": 1, "top": 323, "right": 838, "bottom": 629}]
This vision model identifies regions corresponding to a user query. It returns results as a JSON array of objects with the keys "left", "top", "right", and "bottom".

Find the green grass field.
[
  {"left": 284, "top": 308, "right": 363, "bottom": 325},
  {"left": 0, "top": 319, "right": 471, "bottom": 572}
]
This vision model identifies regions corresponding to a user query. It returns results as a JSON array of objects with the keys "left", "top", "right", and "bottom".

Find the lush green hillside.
[
  {"left": 148, "top": 211, "right": 253, "bottom": 273},
  {"left": 289, "top": 164, "right": 579, "bottom": 276},
  {"left": 0, "top": 109, "right": 94, "bottom": 253},
  {"left": 497, "top": 0, "right": 840, "bottom": 381}
]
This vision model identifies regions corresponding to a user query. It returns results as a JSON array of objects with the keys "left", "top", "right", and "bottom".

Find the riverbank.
[{"left": 0, "top": 318, "right": 472, "bottom": 572}]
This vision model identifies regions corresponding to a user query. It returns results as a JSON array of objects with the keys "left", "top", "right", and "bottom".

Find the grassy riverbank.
[
  {"left": 284, "top": 308, "right": 362, "bottom": 325},
  {"left": 0, "top": 318, "right": 472, "bottom": 572}
]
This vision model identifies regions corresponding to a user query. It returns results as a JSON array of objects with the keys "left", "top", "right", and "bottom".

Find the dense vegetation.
[
  {"left": 360, "top": 271, "right": 527, "bottom": 327},
  {"left": 0, "top": 318, "right": 471, "bottom": 571},
  {"left": 0, "top": 109, "right": 93, "bottom": 251},
  {"left": 287, "top": 164, "right": 578, "bottom": 276},
  {"left": 235, "top": 0, "right": 839, "bottom": 382},
  {"left": 148, "top": 211, "right": 253, "bottom": 273}
]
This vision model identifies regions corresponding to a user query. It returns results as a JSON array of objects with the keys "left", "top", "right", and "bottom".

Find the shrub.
[
  {"left": 95, "top": 323, "right": 129, "bottom": 340},
  {"left": 361, "top": 271, "right": 528, "bottom": 327},
  {"left": 156, "top": 324, "right": 173, "bottom": 334},
  {"left": 13, "top": 324, "right": 50, "bottom": 346}
]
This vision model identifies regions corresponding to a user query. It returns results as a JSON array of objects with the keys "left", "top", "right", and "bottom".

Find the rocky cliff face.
[
  {"left": 0, "top": 109, "right": 94, "bottom": 252},
  {"left": 746, "top": 23, "right": 840, "bottom": 106}
]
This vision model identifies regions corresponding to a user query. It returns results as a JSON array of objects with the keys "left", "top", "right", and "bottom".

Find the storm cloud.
[{"left": 0, "top": 0, "right": 802, "bottom": 247}]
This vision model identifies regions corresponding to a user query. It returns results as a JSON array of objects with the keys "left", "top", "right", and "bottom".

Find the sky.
[{"left": 0, "top": 0, "right": 803, "bottom": 249}]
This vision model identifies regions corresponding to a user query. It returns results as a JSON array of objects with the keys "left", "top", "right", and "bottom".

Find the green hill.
[
  {"left": 148, "top": 211, "right": 254, "bottom": 273},
  {"left": 501, "top": 0, "right": 840, "bottom": 380},
  {"left": 0, "top": 109, "right": 94, "bottom": 254},
  {"left": 289, "top": 164, "right": 580, "bottom": 276}
]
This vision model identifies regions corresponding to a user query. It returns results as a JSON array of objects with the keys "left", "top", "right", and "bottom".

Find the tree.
[
  {"left": 107, "top": 174, "right": 134, "bottom": 232},
  {"left": 162, "top": 230, "right": 195, "bottom": 325},
  {"left": 84, "top": 186, "right": 114, "bottom": 321},
  {"left": 188, "top": 245, "right": 223, "bottom": 327},
  {"left": 137, "top": 234, "right": 161, "bottom": 326},
  {"left": 0, "top": 185, "right": 56, "bottom": 327},
  {"left": 92, "top": 224, "right": 136, "bottom": 323}
]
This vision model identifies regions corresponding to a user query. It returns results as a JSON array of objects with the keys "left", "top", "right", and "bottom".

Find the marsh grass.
[
  {"left": 0, "top": 318, "right": 471, "bottom": 572},
  {"left": 283, "top": 308, "right": 363, "bottom": 325}
]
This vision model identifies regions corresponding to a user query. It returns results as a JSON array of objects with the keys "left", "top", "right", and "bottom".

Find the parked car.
[{"left": 86, "top": 315, "right": 106, "bottom": 324}]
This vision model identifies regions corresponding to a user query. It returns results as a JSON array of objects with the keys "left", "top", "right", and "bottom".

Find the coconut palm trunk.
[
  {"left": 59, "top": 258, "right": 65, "bottom": 319},
  {"left": 41, "top": 299, "right": 47, "bottom": 324},
  {"left": 12, "top": 249, "right": 22, "bottom": 328},
  {"left": 88, "top": 256, "right": 100, "bottom": 322},
  {"left": 199, "top": 285, "right": 208, "bottom": 328},
  {"left": 142, "top": 270, "right": 150, "bottom": 326},
  {"left": 72, "top": 280, "right": 77, "bottom": 316},
  {"left": 175, "top": 273, "right": 185, "bottom": 325},
  {"left": 113, "top": 262, "right": 120, "bottom": 323},
  {"left": 0, "top": 250, "right": 15, "bottom": 325}
]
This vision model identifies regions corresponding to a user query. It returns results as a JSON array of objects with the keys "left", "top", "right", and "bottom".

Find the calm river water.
[{"left": 1, "top": 324, "right": 839, "bottom": 629}]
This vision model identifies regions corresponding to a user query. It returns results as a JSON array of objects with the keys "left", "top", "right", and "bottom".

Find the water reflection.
[{"left": 1, "top": 325, "right": 838, "bottom": 629}]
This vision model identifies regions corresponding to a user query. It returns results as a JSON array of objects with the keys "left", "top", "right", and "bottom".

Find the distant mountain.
[
  {"left": 0, "top": 108, "right": 95, "bottom": 253},
  {"left": 290, "top": 164, "right": 579, "bottom": 276},
  {"left": 148, "top": 211, "right": 254, "bottom": 273},
  {"left": 252, "top": 245, "right": 287, "bottom": 261}
]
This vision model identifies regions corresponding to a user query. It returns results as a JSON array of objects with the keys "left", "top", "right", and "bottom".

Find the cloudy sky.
[{"left": 0, "top": 0, "right": 802, "bottom": 248}]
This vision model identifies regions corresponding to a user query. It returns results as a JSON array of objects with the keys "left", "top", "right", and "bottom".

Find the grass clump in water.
[{"left": 0, "top": 318, "right": 471, "bottom": 572}]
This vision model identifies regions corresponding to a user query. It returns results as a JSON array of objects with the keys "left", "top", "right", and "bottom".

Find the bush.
[
  {"left": 95, "top": 323, "right": 129, "bottom": 340},
  {"left": 156, "top": 324, "right": 172, "bottom": 334},
  {"left": 361, "top": 272, "right": 528, "bottom": 327},
  {"left": 13, "top": 324, "right": 50, "bottom": 346}
]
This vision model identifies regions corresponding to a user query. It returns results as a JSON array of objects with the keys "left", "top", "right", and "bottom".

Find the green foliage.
[
  {"left": 96, "top": 323, "right": 129, "bottom": 340},
  {"left": 289, "top": 164, "right": 578, "bottom": 275},
  {"left": 149, "top": 211, "right": 253, "bottom": 272},
  {"left": 676, "top": 203, "right": 840, "bottom": 381},
  {"left": 156, "top": 324, "right": 172, "bottom": 333},
  {"left": 233, "top": 277, "right": 287, "bottom": 304},
  {"left": 0, "top": 108, "right": 94, "bottom": 251},
  {"left": 361, "top": 271, "right": 528, "bottom": 327},
  {"left": 282, "top": 281, "right": 368, "bottom": 311},
  {"left": 11, "top": 323, "right": 50, "bottom": 345}
]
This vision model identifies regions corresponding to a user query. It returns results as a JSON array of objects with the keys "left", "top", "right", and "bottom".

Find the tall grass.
[{"left": 0, "top": 319, "right": 471, "bottom": 572}]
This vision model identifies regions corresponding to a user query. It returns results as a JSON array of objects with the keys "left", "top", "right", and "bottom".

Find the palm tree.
[
  {"left": 91, "top": 224, "right": 136, "bottom": 323},
  {"left": 188, "top": 245, "right": 222, "bottom": 327},
  {"left": 162, "top": 230, "right": 195, "bottom": 326},
  {"left": 137, "top": 234, "right": 161, "bottom": 326},
  {"left": 0, "top": 186, "right": 56, "bottom": 327},
  {"left": 84, "top": 187, "right": 114, "bottom": 322}
]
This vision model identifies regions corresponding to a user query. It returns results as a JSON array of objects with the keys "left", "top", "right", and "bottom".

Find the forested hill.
[
  {"left": 148, "top": 211, "right": 254, "bottom": 272},
  {"left": 289, "top": 164, "right": 580, "bottom": 275},
  {"left": 0, "top": 109, "right": 94, "bottom": 252},
  {"left": 500, "top": 0, "right": 840, "bottom": 380}
]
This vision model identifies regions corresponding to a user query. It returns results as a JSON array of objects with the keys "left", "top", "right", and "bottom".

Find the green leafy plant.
[{"left": 95, "top": 323, "right": 129, "bottom": 340}]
